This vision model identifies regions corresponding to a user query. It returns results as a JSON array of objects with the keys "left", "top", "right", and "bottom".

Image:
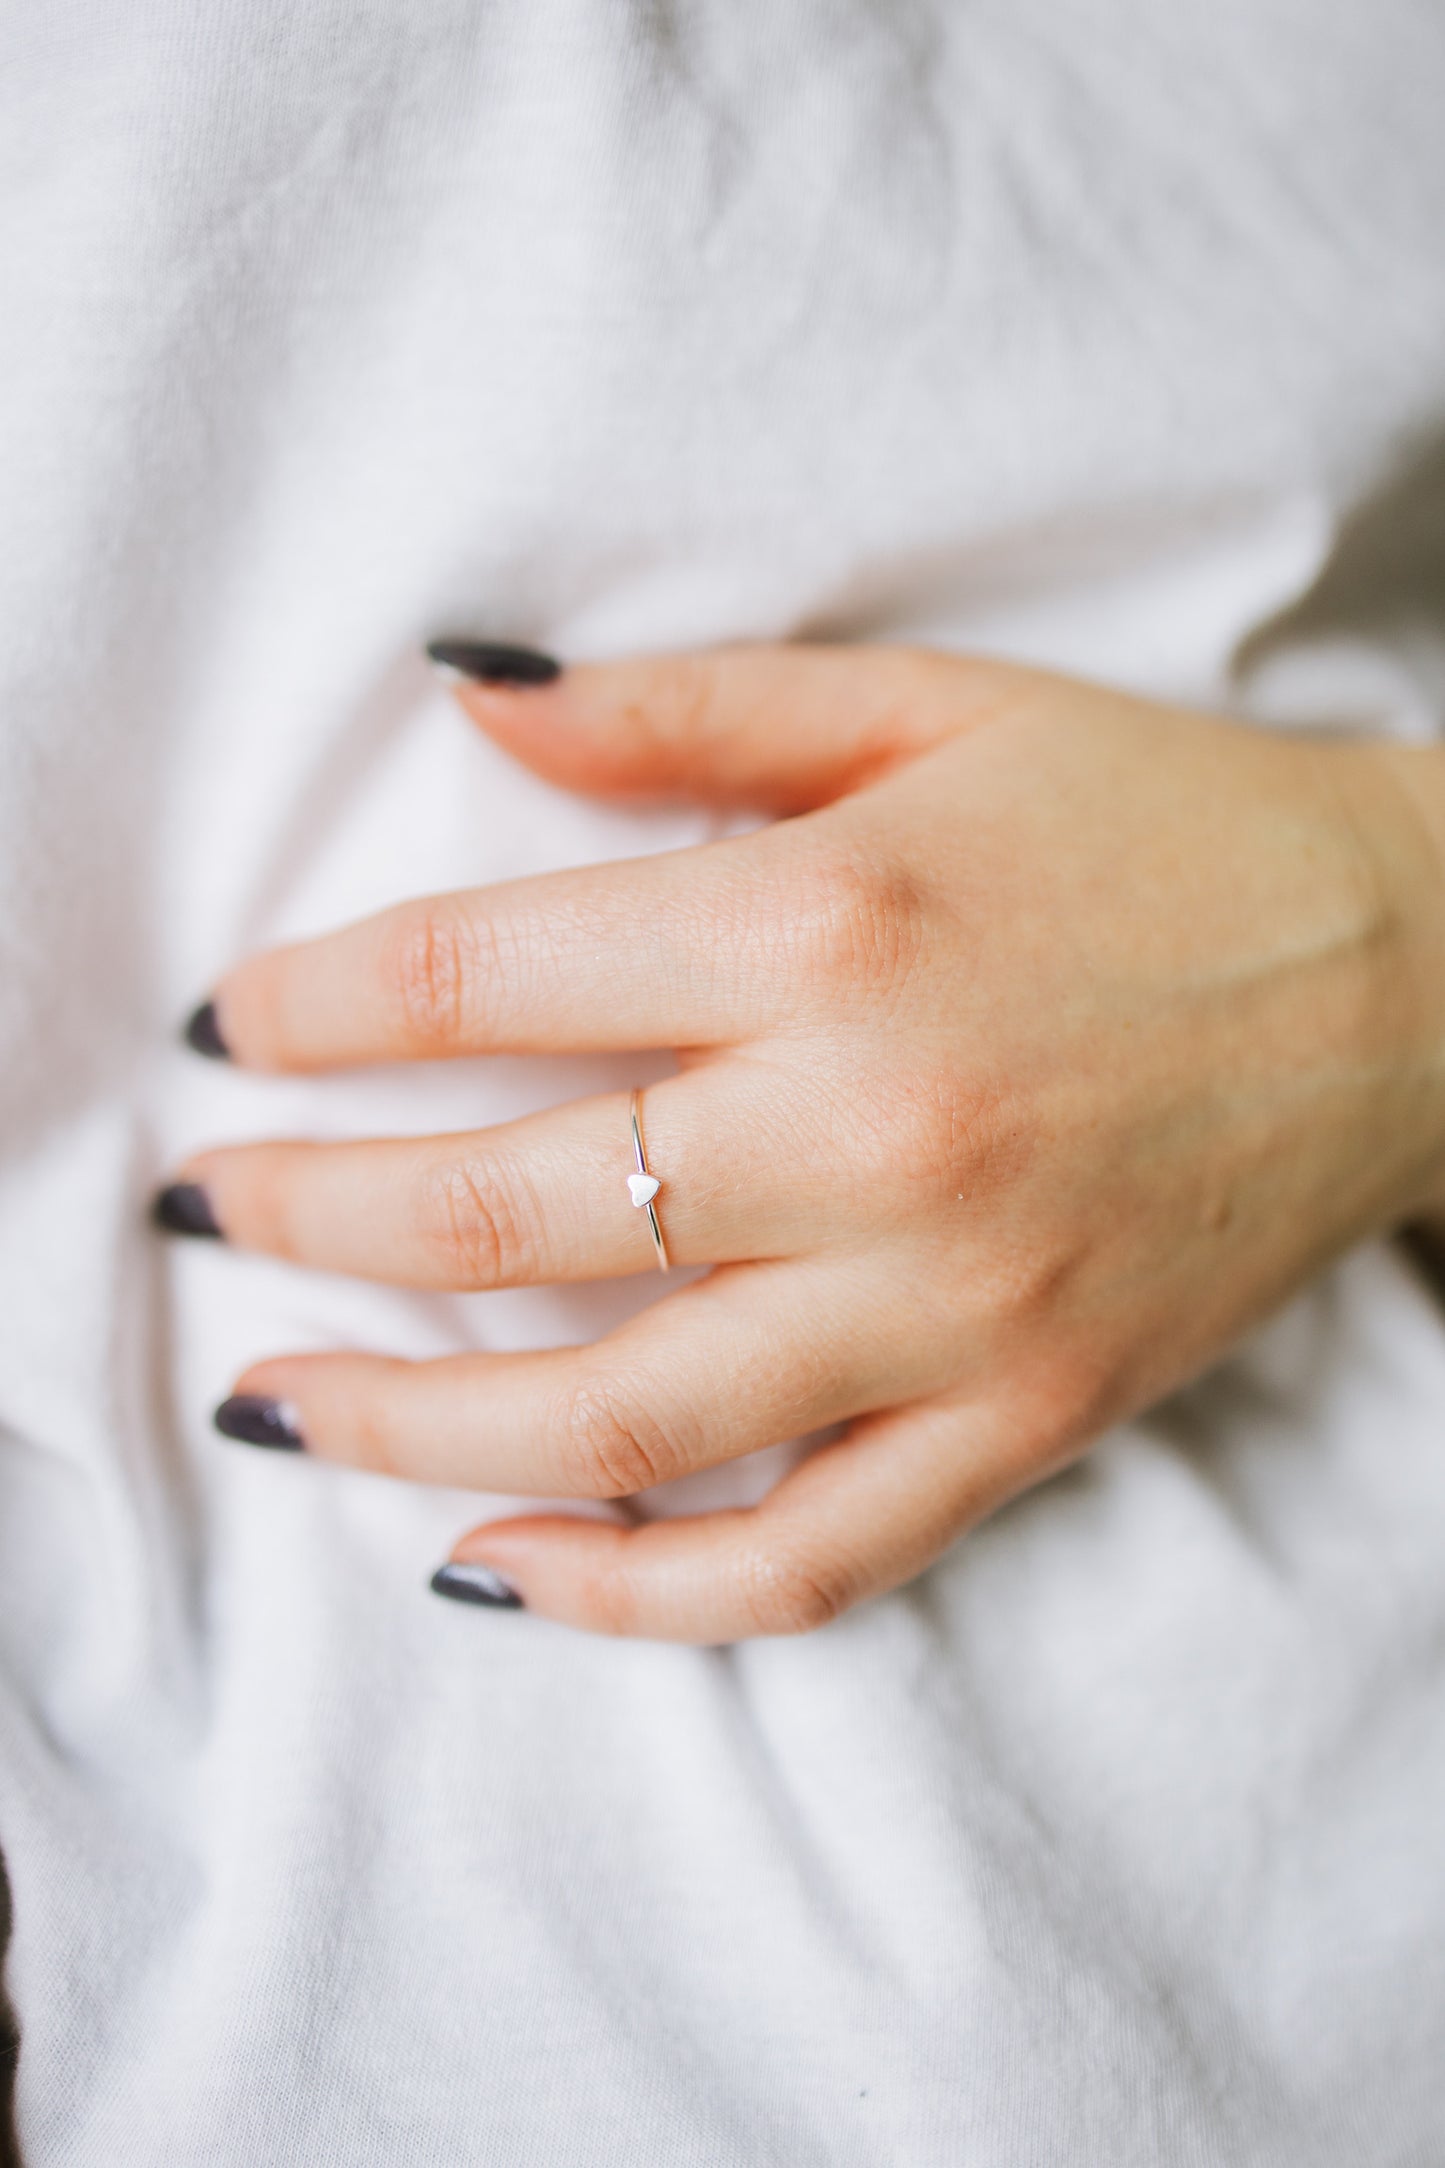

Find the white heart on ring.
[{"left": 627, "top": 1173, "right": 661, "bottom": 1208}]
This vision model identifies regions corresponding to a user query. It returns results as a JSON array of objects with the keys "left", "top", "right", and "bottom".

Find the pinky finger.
[{"left": 429, "top": 1397, "right": 1058, "bottom": 1644}]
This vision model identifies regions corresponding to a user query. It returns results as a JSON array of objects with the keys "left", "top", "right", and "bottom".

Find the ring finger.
[{"left": 159, "top": 1064, "right": 851, "bottom": 1287}]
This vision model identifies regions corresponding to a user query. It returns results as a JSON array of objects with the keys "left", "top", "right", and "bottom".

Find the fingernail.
[
  {"left": 430, "top": 1562, "right": 525, "bottom": 1610},
  {"left": 214, "top": 1395, "right": 304, "bottom": 1450},
  {"left": 425, "top": 639, "right": 561, "bottom": 689},
  {"left": 153, "top": 1182, "right": 223, "bottom": 1238},
  {"left": 184, "top": 999, "right": 231, "bottom": 1061}
]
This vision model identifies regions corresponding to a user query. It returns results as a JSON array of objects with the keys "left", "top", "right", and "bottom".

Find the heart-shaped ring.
[{"left": 627, "top": 1090, "right": 669, "bottom": 1271}]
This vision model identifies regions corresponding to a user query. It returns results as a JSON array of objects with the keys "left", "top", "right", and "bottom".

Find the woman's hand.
[{"left": 160, "top": 644, "right": 1445, "bottom": 1640}]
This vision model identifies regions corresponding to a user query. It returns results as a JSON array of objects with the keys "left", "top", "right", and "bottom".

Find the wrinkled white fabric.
[{"left": 2, "top": 4, "right": 1445, "bottom": 2161}]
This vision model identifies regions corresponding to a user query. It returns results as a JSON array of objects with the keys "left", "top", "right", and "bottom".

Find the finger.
[
  {"left": 210, "top": 827, "right": 783, "bottom": 1071},
  {"left": 169, "top": 1068, "right": 847, "bottom": 1287},
  {"left": 432, "top": 640, "right": 1030, "bottom": 814},
  {"left": 435, "top": 1393, "right": 1049, "bottom": 1642},
  {"left": 222, "top": 1258, "right": 949, "bottom": 1498}
]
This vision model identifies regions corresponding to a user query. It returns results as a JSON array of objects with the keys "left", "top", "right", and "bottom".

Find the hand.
[{"left": 160, "top": 644, "right": 1445, "bottom": 1640}]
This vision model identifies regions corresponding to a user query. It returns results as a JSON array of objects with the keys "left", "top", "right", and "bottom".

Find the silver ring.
[{"left": 627, "top": 1088, "right": 669, "bottom": 1271}]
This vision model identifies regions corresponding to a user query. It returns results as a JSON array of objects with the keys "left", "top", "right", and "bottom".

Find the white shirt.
[{"left": 2, "top": 4, "right": 1444, "bottom": 2159}]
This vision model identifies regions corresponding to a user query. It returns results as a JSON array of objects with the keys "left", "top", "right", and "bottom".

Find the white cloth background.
[{"left": 2, "top": 3, "right": 1445, "bottom": 2161}]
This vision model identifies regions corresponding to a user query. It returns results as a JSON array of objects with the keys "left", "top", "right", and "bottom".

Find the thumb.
[{"left": 427, "top": 638, "right": 1022, "bottom": 813}]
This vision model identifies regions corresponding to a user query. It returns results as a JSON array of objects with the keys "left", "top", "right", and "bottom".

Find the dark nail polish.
[
  {"left": 185, "top": 1000, "right": 231, "bottom": 1061},
  {"left": 153, "top": 1182, "right": 223, "bottom": 1238},
  {"left": 426, "top": 639, "right": 561, "bottom": 688},
  {"left": 214, "top": 1395, "right": 304, "bottom": 1450},
  {"left": 430, "top": 1562, "right": 524, "bottom": 1610}
]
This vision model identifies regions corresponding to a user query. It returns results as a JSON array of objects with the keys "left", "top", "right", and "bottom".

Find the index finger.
[{"left": 204, "top": 832, "right": 788, "bottom": 1071}]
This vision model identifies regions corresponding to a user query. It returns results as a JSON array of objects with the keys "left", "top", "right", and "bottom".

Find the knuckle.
[
  {"left": 776, "top": 846, "right": 928, "bottom": 1002},
  {"left": 1023, "top": 1347, "right": 1117, "bottom": 1450},
  {"left": 741, "top": 1542, "right": 856, "bottom": 1636},
  {"left": 383, "top": 904, "right": 491, "bottom": 1054},
  {"left": 557, "top": 1376, "right": 684, "bottom": 1498},
  {"left": 414, "top": 1155, "right": 538, "bottom": 1287},
  {"left": 840, "top": 1063, "right": 1023, "bottom": 1210}
]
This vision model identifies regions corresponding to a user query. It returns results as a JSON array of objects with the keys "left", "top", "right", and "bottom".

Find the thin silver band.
[{"left": 628, "top": 1088, "right": 669, "bottom": 1271}]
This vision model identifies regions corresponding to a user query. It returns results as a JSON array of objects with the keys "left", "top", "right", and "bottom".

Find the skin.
[{"left": 173, "top": 645, "right": 1445, "bottom": 1642}]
